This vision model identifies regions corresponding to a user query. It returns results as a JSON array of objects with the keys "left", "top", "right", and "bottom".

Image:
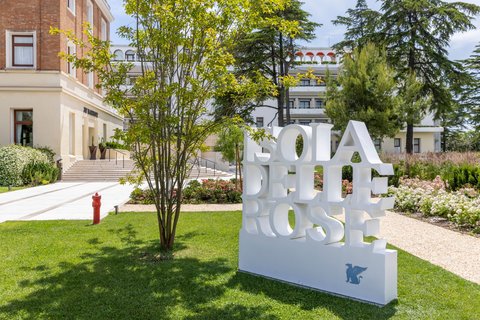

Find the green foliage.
[
  {"left": 33, "top": 146, "right": 56, "bottom": 163},
  {"left": 227, "top": 0, "right": 320, "bottom": 125},
  {"left": 336, "top": 0, "right": 480, "bottom": 152},
  {"left": 326, "top": 43, "right": 402, "bottom": 139},
  {"left": 387, "top": 158, "right": 480, "bottom": 192},
  {"left": 129, "top": 179, "right": 243, "bottom": 205},
  {"left": 0, "top": 145, "right": 50, "bottom": 187},
  {"left": 104, "top": 141, "right": 128, "bottom": 150},
  {"left": 51, "top": 0, "right": 292, "bottom": 251},
  {"left": 332, "top": 0, "right": 381, "bottom": 52},
  {"left": 182, "top": 179, "right": 242, "bottom": 204},
  {"left": 21, "top": 161, "right": 59, "bottom": 186},
  {"left": 215, "top": 125, "right": 244, "bottom": 163},
  {"left": 446, "top": 131, "right": 480, "bottom": 152}
]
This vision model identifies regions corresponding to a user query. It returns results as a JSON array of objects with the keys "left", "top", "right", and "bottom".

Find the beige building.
[
  {"left": 0, "top": 0, "right": 123, "bottom": 170},
  {"left": 251, "top": 47, "right": 443, "bottom": 153}
]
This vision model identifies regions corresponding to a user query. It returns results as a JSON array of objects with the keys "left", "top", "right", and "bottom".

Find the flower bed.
[
  {"left": 129, "top": 179, "right": 242, "bottom": 205},
  {"left": 389, "top": 176, "right": 480, "bottom": 232}
]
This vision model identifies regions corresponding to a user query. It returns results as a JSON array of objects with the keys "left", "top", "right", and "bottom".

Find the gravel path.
[{"left": 120, "top": 204, "right": 479, "bottom": 284}]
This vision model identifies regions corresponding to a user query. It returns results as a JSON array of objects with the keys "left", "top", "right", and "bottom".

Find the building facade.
[
  {"left": 0, "top": 0, "right": 123, "bottom": 170},
  {"left": 251, "top": 48, "right": 444, "bottom": 153}
]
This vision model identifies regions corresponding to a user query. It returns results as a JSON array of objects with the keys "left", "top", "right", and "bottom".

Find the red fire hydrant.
[{"left": 92, "top": 192, "right": 101, "bottom": 225}]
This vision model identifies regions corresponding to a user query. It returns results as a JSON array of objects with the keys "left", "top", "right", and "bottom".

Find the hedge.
[{"left": 0, "top": 145, "right": 50, "bottom": 186}]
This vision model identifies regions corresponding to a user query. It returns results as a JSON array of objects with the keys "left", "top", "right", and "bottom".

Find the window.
[
  {"left": 101, "top": 19, "right": 107, "bottom": 41},
  {"left": 125, "top": 50, "right": 136, "bottom": 61},
  {"left": 86, "top": 1, "right": 93, "bottom": 25},
  {"left": 126, "top": 76, "right": 138, "bottom": 85},
  {"left": 256, "top": 117, "right": 264, "bottom": 128},
  {"left": 12, "top": 35, "right": 34, "bottom": 67},
  {"left": 87, "top": 71, "right": 94, "bottom": 89},
  {"left": 289, "top": 100, "right": 294, "bottom": 109},
  {"left": 299, "top": 120, "right": 311, "bottom": 125},
  {"left": 315, "top": 99, "right": 323, "bottom": 109},
  {"left": 67, "top": 0, "right": 75, "bottom": 14},
  {"left": 67, "top": 42, "right": 76, "bottom": 77},
  {"left": 374, "top": 139, "right": 382, "bottom": 151},
  {"left": 394, "top": 138, "right": 401, "bottom": 153},
  {"left": 113, "top": 49, "right": 124, "bottom": 61},
  {"left": 300, "top": 79, "right": 310, "bottom": 86},
  {"left": 14, "top": 110, "right": 33, "bottom": 147},
  {"left": 299, "top": 100, "right": 310, "bottom": 109},
  {"left": 414, "top": 138, "right": 421, "bottom": 153}
]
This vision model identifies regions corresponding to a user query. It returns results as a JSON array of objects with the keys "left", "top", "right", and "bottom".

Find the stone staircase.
[
  {"left": 62, "top": 160, "right": 232, "bottom": 182},
  {"left": 62, "top": 160, "right": 136, "bottom": 182}
]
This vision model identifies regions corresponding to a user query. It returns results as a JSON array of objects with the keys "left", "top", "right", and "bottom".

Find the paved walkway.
[
  {"left": 0, "top": 182, "right": 135, "bottom": 222},
  {"left": 120, "top": 204, "right": 480, "bottom": 284}
]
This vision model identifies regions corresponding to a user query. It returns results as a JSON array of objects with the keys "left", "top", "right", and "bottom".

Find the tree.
[
  {"left": 332, "top": 0, "right": 381, "bottom": 53},
  {"left": 376, "top": 0, "right": 480, "bottom": 153},
  {"left": 214, "top": 124, "right": 244, "bottom": 190},
  {"left": 231, "top": 0, "right": 320, "bottom": 126},
  {"left": 461, "top": 42, "right": 480, "bottom": 132},
  {"left": 52, "top": 0, "right": 289, "bottom": 252},
  {"left": 325, "top": 43, "right": 402, "bottom": 140}
]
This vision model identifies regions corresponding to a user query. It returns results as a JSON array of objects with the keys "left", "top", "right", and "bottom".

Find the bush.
[
  {"left": 129, "top": 179, "right": 242, "bottom": 205},
  {"left": 389, "top": 176, "right": 480, "bottom": 230},
  {"left": 21, "top": 161, "right": 59, "bottom": 186},
  {"left": 0, "top": 145, "right": 50, "bottom": 186},
  {"left": 34, "top": 146, "right": 56, "bottom": 163}
]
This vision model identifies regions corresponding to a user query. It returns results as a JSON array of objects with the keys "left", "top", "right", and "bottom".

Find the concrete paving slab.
[{"left": 0, "top": 182, "right": 136, "bottom": 223}]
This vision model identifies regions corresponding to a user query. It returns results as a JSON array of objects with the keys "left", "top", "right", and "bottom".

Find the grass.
[
  {"left": 0, "top": 212, "right": 478, "bottom": 319},
  {"left": 0, "top": 186, "right": 24, "bottom": 194}
]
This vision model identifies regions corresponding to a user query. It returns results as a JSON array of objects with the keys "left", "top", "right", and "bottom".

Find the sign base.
[{"left": 239, "top": 230, "right": 397, "bottom": 306}]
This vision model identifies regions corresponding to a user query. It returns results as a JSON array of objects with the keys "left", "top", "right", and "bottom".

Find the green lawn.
[
  {"left": 0, "top": 186, "right": 23, "bottom": 194},
  {"left": 0, "top": 212, "right": 478, "bottom": 319}
]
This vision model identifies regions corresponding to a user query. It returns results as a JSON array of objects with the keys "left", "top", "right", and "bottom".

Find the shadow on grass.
[
  {"left": 227, "top": 272, "right": 398, "bottom": 319},
  {"left": 0, "top": 230, "right": 272, "bottom": 319},
  {"left": 1, "top": 223, "right": 397, "bottom": 320}
]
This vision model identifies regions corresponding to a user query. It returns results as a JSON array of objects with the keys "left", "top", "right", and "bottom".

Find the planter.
[
  {"left": 99, "top": 147, "right": 107, "bottom": 160},
  {"left": 89, "top": 146, "right": 97, "bottom": 160}
]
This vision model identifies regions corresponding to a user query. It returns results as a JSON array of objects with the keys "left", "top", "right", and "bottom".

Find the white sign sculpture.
[{"left": 239, "top": 120, "right": 397, "bottom": 305}]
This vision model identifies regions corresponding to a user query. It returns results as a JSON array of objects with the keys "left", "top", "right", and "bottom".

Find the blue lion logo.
[{"left": 346, "top": 263, "right": 367, "bottom": 284}]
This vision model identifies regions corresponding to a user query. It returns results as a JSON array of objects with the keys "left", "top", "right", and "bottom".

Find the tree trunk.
[
  {"left": 277, "top": 91, "right": 285, "bottom": 127},
  {"left": 405, "top": 122, "right": 414, "bottom": 154}
]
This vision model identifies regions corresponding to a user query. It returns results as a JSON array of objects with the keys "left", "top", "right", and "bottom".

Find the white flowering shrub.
[
  {"left": 0, "top": 145, "right": 49, "bottom": 186},
  {"left": 389, "top": 176, "right": 480, "bottom": 229}
]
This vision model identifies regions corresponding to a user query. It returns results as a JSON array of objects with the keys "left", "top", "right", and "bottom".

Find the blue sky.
[{"left": 109, "top": 0, "right": 480, "bottom": 60}]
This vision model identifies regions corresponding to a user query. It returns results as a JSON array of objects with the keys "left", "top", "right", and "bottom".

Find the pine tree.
[
  {"left": 325, "top": 43, "right": 402, "bottom": 140},
  {"left": 461, "top": 43, "right": 480, "bottom": 132},
  {"left": 377, "top": 0, "right": 480, "bottom": 153},
  {"left": 332, "top": 0, "right": 381, "bottom": 53},
  {"left": 232, "top": 0, "right": 320, "bottom": 126}
]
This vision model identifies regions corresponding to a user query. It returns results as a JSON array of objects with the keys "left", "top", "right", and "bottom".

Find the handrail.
[
  {"left": 107, "top": 147, "right": 128, "bottom": 168},
  {"left": 189, "top": 156, "right": 217, "bottom": 176}
]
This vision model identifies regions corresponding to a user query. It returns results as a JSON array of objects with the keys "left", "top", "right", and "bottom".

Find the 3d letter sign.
[{"left": 239, "top": 120, "right": 397, "bottom": 305}]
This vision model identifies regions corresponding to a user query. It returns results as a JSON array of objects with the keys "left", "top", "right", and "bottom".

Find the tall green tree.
[
  {"left": 376, "top": 0, "right": 480, "bottom": 153},
  {"left": 332, "top": 0, "right": 381, "bottom": 53},
  {"left": 461, "top": 42, "right": 480, "bottom": 131},
  {"left": 334, "top": 0, "right": 480, "bottom": 153},
  {"left": 215, "top": 124, "right": 244, "bottom": 189},
  {"left": 326, "top": 43, "right": 402, "bottom": 140},
  {"left": 231, "top": 0, "right": 320, "bottom": 126},
  {"left": 52, "top": 0, "right": 289, "bottom": 252}
]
